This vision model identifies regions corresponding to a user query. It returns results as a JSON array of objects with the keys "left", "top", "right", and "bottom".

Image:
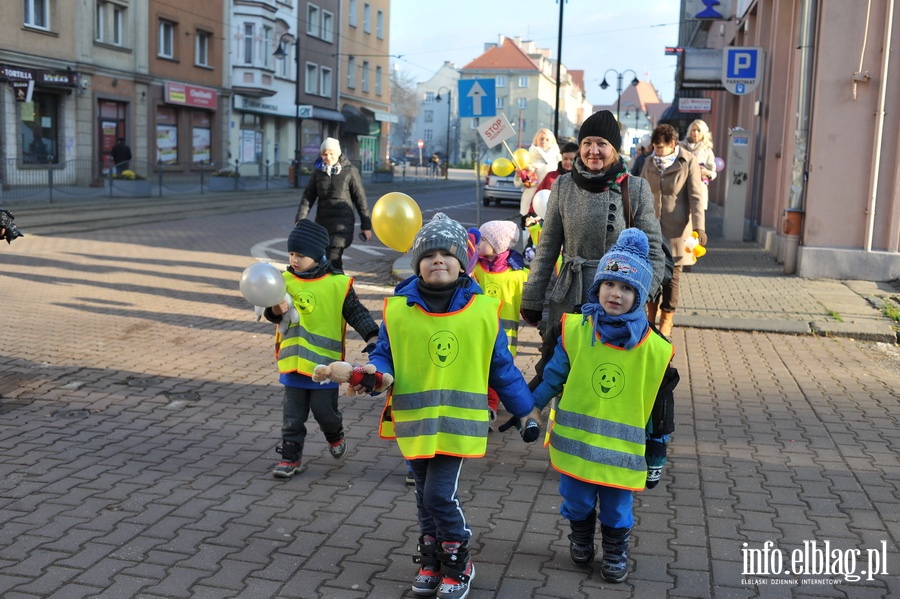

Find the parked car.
[
  {"left": 483, "top": 171, "right": 520, "bottom": 206},
  {"left": 388, "top": 156, "right": 409, "bottom": 168}
]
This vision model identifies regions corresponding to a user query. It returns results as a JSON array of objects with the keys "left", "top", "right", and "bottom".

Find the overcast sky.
[{"left": 389, "top": 0, "right": 683, "bottom": 107}]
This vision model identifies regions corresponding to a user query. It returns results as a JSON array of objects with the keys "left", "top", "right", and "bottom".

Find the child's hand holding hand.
[{"left": 271, "top": 298, "right": 291, "bottom": 316}]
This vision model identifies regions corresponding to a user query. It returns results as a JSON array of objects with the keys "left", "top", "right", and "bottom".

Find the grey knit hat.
[{"left": 409, "top": 213, "right": 468, "bottom": 275}]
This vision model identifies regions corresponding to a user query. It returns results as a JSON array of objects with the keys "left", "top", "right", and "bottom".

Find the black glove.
[
  {"left": 645, "top": 439, "right": 667, "bottom": 489},
  {"left": 521, "top": 308, "right": 542, "bottom": 326},
  {"left": 693, "top": 229, "right": 708, "bottom": 246},
  {"left": 363, "top": 341, "right": 377, "bottom": 354},
  {"left": 497, "top": 416, "right": 540, "bottom": 443}
]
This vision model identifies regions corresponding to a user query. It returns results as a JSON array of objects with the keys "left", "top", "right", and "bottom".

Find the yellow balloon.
[
  {"left": 492, "top": 158, "right": 514, "bottom": 177},
  {"left": 513, "top": 148, "right": 531, "bottom": 169},
  {"left": 372, "top": 192, "right": 422, "bottom": 252}
]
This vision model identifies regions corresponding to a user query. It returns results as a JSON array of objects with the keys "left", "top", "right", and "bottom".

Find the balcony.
[{"left": 231, "top": 67, "right": 277, "bottom": 97}]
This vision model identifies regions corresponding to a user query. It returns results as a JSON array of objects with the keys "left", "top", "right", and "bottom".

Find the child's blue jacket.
[{"left": 367, "top": 275, "right": 534, "bottom": 418}]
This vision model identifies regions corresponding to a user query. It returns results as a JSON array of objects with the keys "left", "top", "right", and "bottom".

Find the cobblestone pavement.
[{"left": 1, "top": 199, "right": 899, "bottom": 598}]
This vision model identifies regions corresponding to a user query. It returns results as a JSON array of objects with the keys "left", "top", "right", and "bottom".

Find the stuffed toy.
[
  {"left": 684, "top": 231, "right": 707, "bottom": 260},
  {"left": 255, "top": 293, "right": 300, "bottom": 335},
  {"left": 312, "top": 361, "right": 393, "bottom": 395},
  {"left": 516, "top": 168, "right": 538, "bottom": 188}
]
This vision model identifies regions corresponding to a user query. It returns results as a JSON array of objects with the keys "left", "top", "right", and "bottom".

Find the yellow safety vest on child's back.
[{"left": 470, "top": 264, "right": 528, "bottom": 356}]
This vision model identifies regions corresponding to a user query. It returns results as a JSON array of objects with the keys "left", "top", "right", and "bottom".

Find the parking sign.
[{"left": 722, "top": 47, "right": 764, "bottom": 95}]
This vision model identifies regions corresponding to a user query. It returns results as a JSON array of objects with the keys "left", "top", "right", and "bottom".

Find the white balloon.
[
  {"left": 532, "top": 189, "right": 551, "bottom": 219},
  {"left": 240, "top": 262, "right": 287, "bottom": 307}
]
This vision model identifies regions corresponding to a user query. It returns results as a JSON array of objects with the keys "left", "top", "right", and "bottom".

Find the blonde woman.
[
  {"left": 516, "top": 128, "right": 561, "bottom": 216},
  {"left": 679, "top": 119, "right": 716, "bottom": 210}
]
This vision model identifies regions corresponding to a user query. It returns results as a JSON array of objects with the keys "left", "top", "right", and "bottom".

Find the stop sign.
[{"left": 417, "top": 139, "right": 424, "bottom": 149}]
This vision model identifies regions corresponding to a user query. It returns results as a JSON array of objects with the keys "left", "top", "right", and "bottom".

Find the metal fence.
[{"left": 0, "top": 158, "right": 301, "bottom": 203}]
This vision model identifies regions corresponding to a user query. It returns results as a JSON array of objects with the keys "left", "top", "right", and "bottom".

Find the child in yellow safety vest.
[
  {"left": 469, "top": 220, "right": 528, "bottom": 423},
  {"left": 263, "top": 219, "right": 379, "bottom": 478},
  {"left": 360, "top": 213, "right": 542, "bottom": 599},
  {"left": 531, "top": 228, "right": 679, "bottom": 584}
]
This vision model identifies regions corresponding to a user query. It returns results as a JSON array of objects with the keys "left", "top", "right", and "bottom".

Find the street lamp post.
[
  {"left": 599, "top": 69, "right": 639, "bottom": 124},
  {"left": 435, "top": 86, "right": 452, "bottom": 179},
  {"left": 624, "top": 103, "right": 641, "bottom": 132},
  {"left": 273, "top": 33, "right": 302, "bottom": 187}
]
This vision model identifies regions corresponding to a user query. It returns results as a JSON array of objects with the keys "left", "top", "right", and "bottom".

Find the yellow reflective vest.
[
  {"left": 379, "top": 294, "right": 500, "bottom": 459},
  {"left": 275, "top": 272, "right": 351, "bottom": 376},
  {"left": 470, "top": 264, "right": 528, "bottom": 356},
  {"left": 548, "top": 313, "right": 673, "bottom": 491}
]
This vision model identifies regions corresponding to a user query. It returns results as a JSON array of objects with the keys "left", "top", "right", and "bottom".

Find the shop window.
[
  {"left": 157, "top": 107, "right": 178, "bottom": 165},
  {"left": 191, "top": 111, "right": 211, "bottom": 164},
  {"left": 20, "top": 92, "right": 59, "bottom": 164}
]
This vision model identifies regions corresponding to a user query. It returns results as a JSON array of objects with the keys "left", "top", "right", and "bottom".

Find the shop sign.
[{"left": 165, "top": 82, "right": 217, "bottom": 109}]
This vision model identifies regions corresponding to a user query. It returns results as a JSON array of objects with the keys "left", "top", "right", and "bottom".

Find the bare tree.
[{"left": 390, "top": 69, "right": 419, "bottom": 150}]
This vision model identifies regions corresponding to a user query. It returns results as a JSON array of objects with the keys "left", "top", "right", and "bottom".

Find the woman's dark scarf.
[{"left": 571, "top": 156, "right": 629, "bottom": 194}]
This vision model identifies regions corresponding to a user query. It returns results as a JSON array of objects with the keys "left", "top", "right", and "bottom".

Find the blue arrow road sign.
[{"left": 458, "top": 79, "right": 496, "bottom": 118}]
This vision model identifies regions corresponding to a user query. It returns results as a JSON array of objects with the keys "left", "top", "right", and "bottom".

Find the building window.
[
  {"left": 348, "top": 0, "right": 357, "bottom": 27},
  {"left": 307, "top": 4, "right": 319, "bottom": 37},
  {"left": 305, "top": 63, "right": 319, "bottom": 94},
  {"left": 361, "top": 60, "right": 369, "bottom": 92},
  {"left": 191, "top": 111, "right": 211, "bottom": 164},
  {"left": 24, "top": 0, "right": 50, "bottom": 30},
  {"left": 424, "top": 91, "right": 435, "bottom": 103},
  {"left": 322, "top": 10, "right": 334, "bottom": 42},
  {"left": 424, "top": 110, "right": 433, "bottom": 123},
  {"left": 263, "top": 26, "right": 272, "bottom": 67},
  {"left": 376, "top": 10, "right": 383, "bottom": 39},
  {"left": 112, "top": 5, "right": 122, "bottom": 45},
  {"left": 243, "top": 23, "right": 254, "bottom": 64},
  {"left": 375, "top": 65, "right": 382, "bottom": 95},
  {"left": 196, "top": 30, "right": 211, "bottom": 67},
  {"left": 20, "top": 92, "right": 59, "bottom": 164},
  {"left": 424, "top": 129, "right": 433, "bottom": 141},
  {"left": 518, "top": 76, "right": 528, "bottom": 88},
  {"left": 471, "top": 118, "right": 480, "bottom": 129},
  {"left": 518, "top": 98, "right": 527, "bottom": 109},
  {"left": 320, "top": 67, "right": 332, "bottom": 97},
  {"left": 363, "top": 3, "right": 371, "bottom": 33},
  {"left": 95, "top": 2, "right": 104, "bottom": 41},
  {"left": 159, "top": 20, "right": 175, "bottom": 58},
  {"left": 347, "top": 56, "right": 356, "bottom": 88},
  {"left": 496, "top": 76, "right": 506, "bottom": 87},
  {"left": 496, "top": 97, "right": 504, "bottom": 109}
]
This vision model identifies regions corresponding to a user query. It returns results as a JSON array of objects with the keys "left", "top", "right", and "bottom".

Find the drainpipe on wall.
[
  {"left": 784, "top": 0, "right": 818, "bottom": 274},
  {"left": 864, "top": 0, "right": 894, "bottom": 252}
]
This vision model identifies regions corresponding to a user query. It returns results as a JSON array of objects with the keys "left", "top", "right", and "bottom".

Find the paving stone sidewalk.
[{"left": 0, "top": 205, "right": 899, "bottom": 598}]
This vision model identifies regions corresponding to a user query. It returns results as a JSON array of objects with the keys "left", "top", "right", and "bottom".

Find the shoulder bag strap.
[{"left": 621, "top": 174, "right": 634, "bottom": 228}]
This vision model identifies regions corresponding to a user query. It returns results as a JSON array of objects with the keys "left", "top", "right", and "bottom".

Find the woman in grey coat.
[{"left": 520, "top": 110, "right": 665, "bottom": 385}]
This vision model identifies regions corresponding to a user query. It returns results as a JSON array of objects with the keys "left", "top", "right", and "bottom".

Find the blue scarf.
[{"left": 579, "top": 301, "right": 649, "bottom": 350}]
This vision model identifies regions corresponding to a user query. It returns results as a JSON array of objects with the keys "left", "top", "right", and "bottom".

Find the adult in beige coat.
[{"left": 641, "top": 123, "right": 706, "bottom": 336}]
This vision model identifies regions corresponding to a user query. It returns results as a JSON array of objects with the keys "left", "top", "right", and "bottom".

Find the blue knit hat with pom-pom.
[{"left": 588, "top": 228, "right": 653, "bottom": 311}]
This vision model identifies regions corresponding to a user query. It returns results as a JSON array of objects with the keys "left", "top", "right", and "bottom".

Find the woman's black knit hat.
[{"left": 578, "top": 110, "right": 622, "bottom": 152}]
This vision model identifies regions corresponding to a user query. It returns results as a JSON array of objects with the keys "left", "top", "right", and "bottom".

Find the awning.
[
  {"left": 341, "top": 104, "right": 372, "bottom": 135},
  {"left": 313, "top": 107, "right": 346, "bottom": 122}
]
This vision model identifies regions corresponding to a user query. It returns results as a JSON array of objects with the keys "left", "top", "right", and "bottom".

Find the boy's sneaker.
[
  {"left": 272, "top": 459, "right": 302, "bottom": 478},
  {"left": 437, "top": 562, "right": 474, "bottom": 599},
  {"left": 329, "top": 438, "right": 347, "bottom": 459},
  {"left": 412, "top": 566, "right": 441, "bottom": 595}
]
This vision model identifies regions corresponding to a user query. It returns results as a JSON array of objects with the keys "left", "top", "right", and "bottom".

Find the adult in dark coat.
[
  {"left": 294, "top": 138, "right": 372, "bottom": 272},
  {"left": 110, "top": 138, "right": 132, "bottom": 174}
]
